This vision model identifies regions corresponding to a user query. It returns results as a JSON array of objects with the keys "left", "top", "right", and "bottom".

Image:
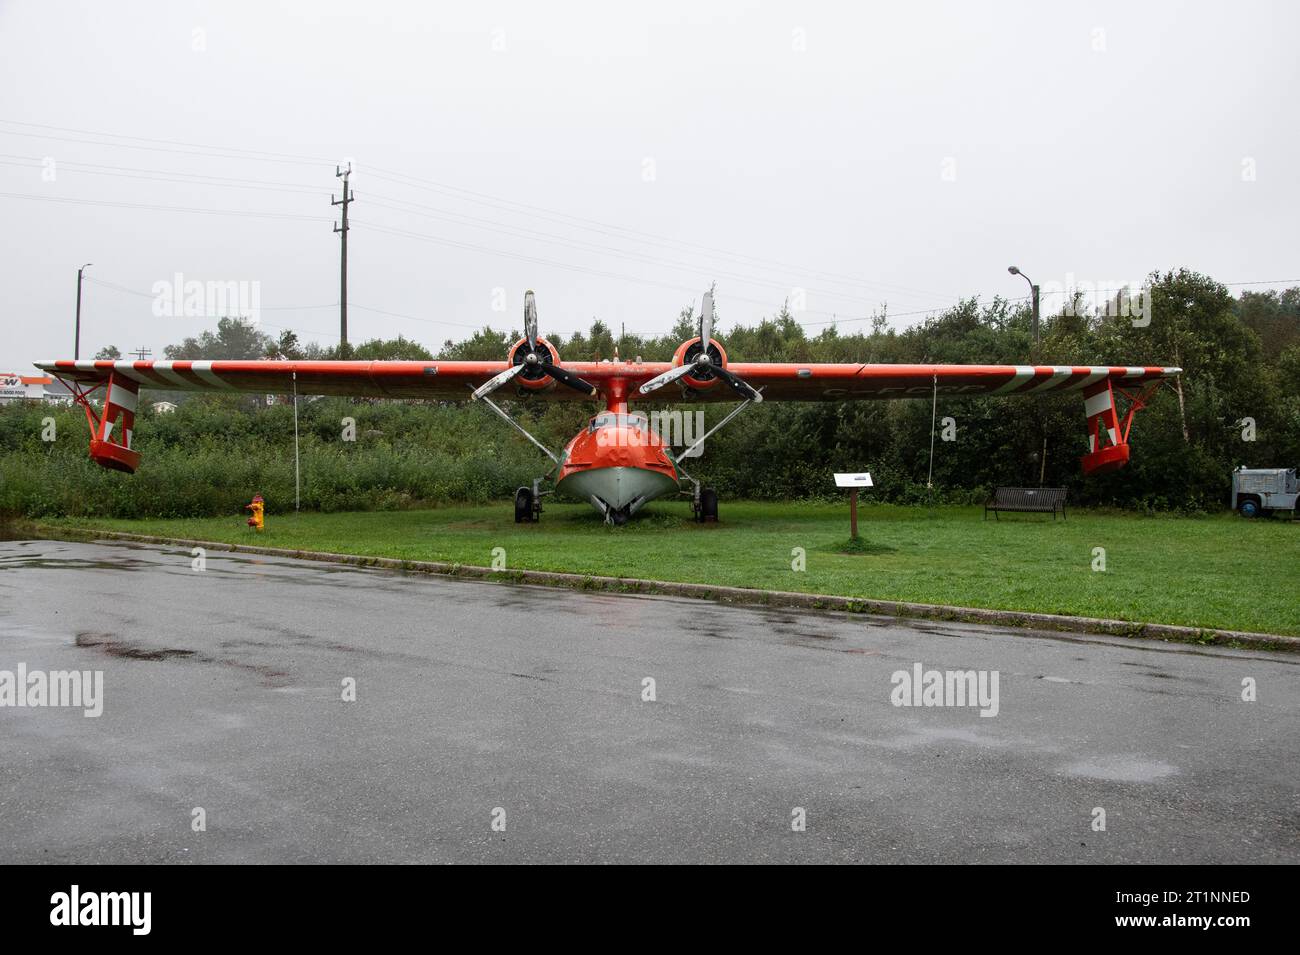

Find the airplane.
[{"left": 36, "top": 289, "right": 1180, "bottom": 525}]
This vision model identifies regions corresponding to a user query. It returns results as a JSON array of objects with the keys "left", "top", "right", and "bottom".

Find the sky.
[{"left": 1, "top": 0, "right": 1297, "bottom": 371}]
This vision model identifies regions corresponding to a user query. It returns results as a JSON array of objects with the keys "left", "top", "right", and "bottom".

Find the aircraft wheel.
[
  {"left": 699, "top": 487, "right": 719, "bottom": 523},
  {"left": 514, "top": 486, "right": 535, "bottom": 523}
]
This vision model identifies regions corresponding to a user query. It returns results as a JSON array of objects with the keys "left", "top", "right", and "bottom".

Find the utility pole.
[
  {"left": 74, "top": 263, "right": 93, "bottom": 359},
  {"left": 130, "top": 347, "right": 152, "bottom": 361},
  {"left": 332, "top": 163, "right": 355, "bottom": 352}
]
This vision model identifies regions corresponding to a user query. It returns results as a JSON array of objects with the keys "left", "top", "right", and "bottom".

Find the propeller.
[
  {"left": 707, "top": 363, "right": 762, "bottom": 402},
  {"left": 699, "top": 288, "right": 713, "bottom": 356},
  {"left": 472, "top": 291, "right": 597, "bottom": 401},
  {"left": 523, "top": 289, "right": 539, "bottom": 352},
  {"left": 638, "top": 288, "right": 762, "bottom": 403}
]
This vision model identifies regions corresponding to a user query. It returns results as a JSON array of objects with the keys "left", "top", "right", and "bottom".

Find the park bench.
[{"left": 984, "top": 486, "right": 1067, "bottom": 521}]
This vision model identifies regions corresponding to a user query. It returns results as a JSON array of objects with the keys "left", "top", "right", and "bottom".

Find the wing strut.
[
  {"left": 474, "top": 392, "right": 561, "bottom": 467},
  {"left": 665, "top": 390, "right": 762, "bottom": 516}
]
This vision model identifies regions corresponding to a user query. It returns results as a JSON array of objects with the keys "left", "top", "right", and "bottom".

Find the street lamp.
[
  {"left": 75, "top": 263, "right": 93, "bottom": 360},
  {"left": 1008, "top": 265, "right": 1040, "bottom": 349},
  {"left": 1010, "top": 266, "right": 1047, "bottom": 485}
]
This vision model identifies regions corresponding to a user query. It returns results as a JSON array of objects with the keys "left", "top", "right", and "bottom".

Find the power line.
[
  {"left": 0, "top": 116, "right": 962, "bottom": 303},
  {"left": 348, "top": 303, "right": 499, "bottom": 330},
  {"left": 20, "top": 187, "right": 1294, "bottom": 328},
  {"left": 0, "top": 122, "right": 334, "bottom": 169},
  {"left": 0, "top": 190, "right": 332, "bottom": 222},
  {"left": 0, "top": 118, "right": 337, "bottom": 164},
  {"left": 351, "top": 218, "right": 870, "bottom": 321},
  {"left": 70, "top": 270, "right": 1300, "bottom": 362},
  {"left": 361, "top": 191, "right": 948, "bottom": 311},
  {"left": 0, "top": 155, "right": 327, "bottom": 195},
  {"left": 80, "top": 276, "right": 336, "bottom": 340},
  {"left": 84, "top": 276, "right": 335, "bottom": 311},
  {"left": 6, "top": 119, "right": 1296, "bottom": 339},
  {"left": 361, "top": 165, "right": 956, "bottom": 303},
  {"left": 8, "top": 118, "right": 1299, "bottom": 308},
  {"left": 82, "top": 275, "right": 488, "bottom": 339}
]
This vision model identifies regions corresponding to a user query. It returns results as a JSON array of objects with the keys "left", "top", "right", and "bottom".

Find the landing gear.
[
  {"left": 514, "top": 477, "right": 547, "bottom": 523},
  {"left": 472, "top": 390, "right": 560, "bottom": 525},
  {"left": 666, "top": 392, "right": 759, "bottom": 526},
  {"left": 679, "top": 474, "right": 720, "bottom": 523},
  {"left": 514, "top": 486, "right": 535, "bottom": 523},
  {"left": 695, "top": 487, "right": 718, "bottom": 523}
]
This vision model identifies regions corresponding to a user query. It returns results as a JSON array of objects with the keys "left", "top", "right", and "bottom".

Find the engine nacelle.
[
  {"left": 671, "top": 336, "right": 729, "bottom": 392},
  {"left": 505, "top": 336, "right": 562, "bottom": 392}
]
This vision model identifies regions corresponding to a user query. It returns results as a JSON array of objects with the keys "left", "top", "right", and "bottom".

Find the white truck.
[{"left": 1231, "top": 467, "right": 1299, "bottom": 518}]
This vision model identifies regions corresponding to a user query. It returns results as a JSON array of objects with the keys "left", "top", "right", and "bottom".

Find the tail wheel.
[
  {"left": 698, "top": 488, "right": 719, "bottom": 523},
  {"left": 514, "top": 486, "right": 536, "bottom": 523}
]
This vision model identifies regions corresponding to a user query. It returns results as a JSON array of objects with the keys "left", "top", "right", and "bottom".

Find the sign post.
[{"left": 834, "top": 472, "right": 873, "bottom": 539}]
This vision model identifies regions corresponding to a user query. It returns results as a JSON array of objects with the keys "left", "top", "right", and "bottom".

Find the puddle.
[
  {"left": 73, "top": 631, "right": 290, "bottom": 687},
  {"left": 76, "top": 632, "right": 195, "bottom": 661},
  {"left": 0, "top": 555, "right": 154, "bottom": 572},
  {"left": 1059, "top": 756, "right": 1179, "bottom": 783}
]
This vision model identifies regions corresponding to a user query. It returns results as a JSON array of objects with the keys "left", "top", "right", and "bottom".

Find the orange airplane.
[{"left": 37, "top": 289, "right": 1179, "bottom": 524}]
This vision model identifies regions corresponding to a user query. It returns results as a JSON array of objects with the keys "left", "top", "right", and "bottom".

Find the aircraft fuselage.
[{"left": 555, "top": 407, "right": 681, "bottom": 518}]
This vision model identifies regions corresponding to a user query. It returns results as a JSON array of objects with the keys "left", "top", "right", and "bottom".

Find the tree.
[
  {"left": 1235, "top": 288, "right": 1300, "bottom": 356},
  {"left": 164, "top": 316, "right": 271, "bottom": 360},
  {"left": 350, "top": 336, "right": 434, "bottom": 361},
  {"left": 264, "top": 330, "right": 302, "bottom": 360},
  {"left": 94, "top": 345, "right": 121, "bottom": 360},
  {"left": 438, "top": 327, "right": 512, "bottom": 361}
]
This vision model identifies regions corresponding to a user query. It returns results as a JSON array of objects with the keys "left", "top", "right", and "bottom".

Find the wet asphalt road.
[{"left": 0, "top": 537, "right": 1296, "bottom": 864}]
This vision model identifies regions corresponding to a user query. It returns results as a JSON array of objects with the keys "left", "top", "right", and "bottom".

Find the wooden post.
[{"left": 850, "top": 488, "right": 859, "bottom": 539}]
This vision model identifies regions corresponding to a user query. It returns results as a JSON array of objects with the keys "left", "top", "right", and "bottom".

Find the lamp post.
[
  {"left": 74, "top": 263, "right": 93, "bottom": 360},
  {"left": 1009, "top": 266, "right": 1048, "bottom": 485},
  {"left": 1007, "top": 265, "right": 1039, "bottom": 350}
]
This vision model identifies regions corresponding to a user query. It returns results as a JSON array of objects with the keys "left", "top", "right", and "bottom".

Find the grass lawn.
[{"left": 41, "top": 501, "right": 1300, "bottom": 636}]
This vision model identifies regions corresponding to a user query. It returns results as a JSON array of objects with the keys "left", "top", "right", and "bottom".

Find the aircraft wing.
[
  {"left": 35, "top": 358, "right": 1180, "bottom": 478},
  {"left": 706, "top": 363, "right": 1181, "bottom": 402},
  {"left": 35, "top": 359, "right": 522, "bottom": 401},
  {"left": 35, "top": 359, "right": 1179, "bottom": 403}
]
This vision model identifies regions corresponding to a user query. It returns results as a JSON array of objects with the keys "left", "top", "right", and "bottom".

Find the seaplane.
[{"left": 36, "top": 289, "right": 1180, "bottom": 524}]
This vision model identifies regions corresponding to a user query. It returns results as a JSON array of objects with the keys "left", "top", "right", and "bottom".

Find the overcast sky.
[{"left": 2, "top": 0, "right": 1296, "bottom": 370}]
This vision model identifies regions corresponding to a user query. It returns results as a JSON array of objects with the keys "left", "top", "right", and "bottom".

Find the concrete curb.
[{"left": 43, "top": 527, "right": 1300, "bottom": 653}]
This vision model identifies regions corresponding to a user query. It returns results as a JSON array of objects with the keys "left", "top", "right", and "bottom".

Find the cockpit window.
[{"left": 589, "top": 413, "right": 648, "bottom": 432}]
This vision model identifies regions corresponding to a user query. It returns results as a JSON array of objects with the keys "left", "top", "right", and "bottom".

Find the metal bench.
[{"left": 984, "top": 486, "right": 1067, "bottom": 520}]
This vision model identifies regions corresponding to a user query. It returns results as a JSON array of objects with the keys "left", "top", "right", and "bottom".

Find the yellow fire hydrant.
[{"left": 245, "top": 494, "right": 265, "bottom": 532}]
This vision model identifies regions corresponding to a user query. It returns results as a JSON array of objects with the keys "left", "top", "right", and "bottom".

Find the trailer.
[{"left": 1231, "top": 466, "right": 1299, "bottom": 517}]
